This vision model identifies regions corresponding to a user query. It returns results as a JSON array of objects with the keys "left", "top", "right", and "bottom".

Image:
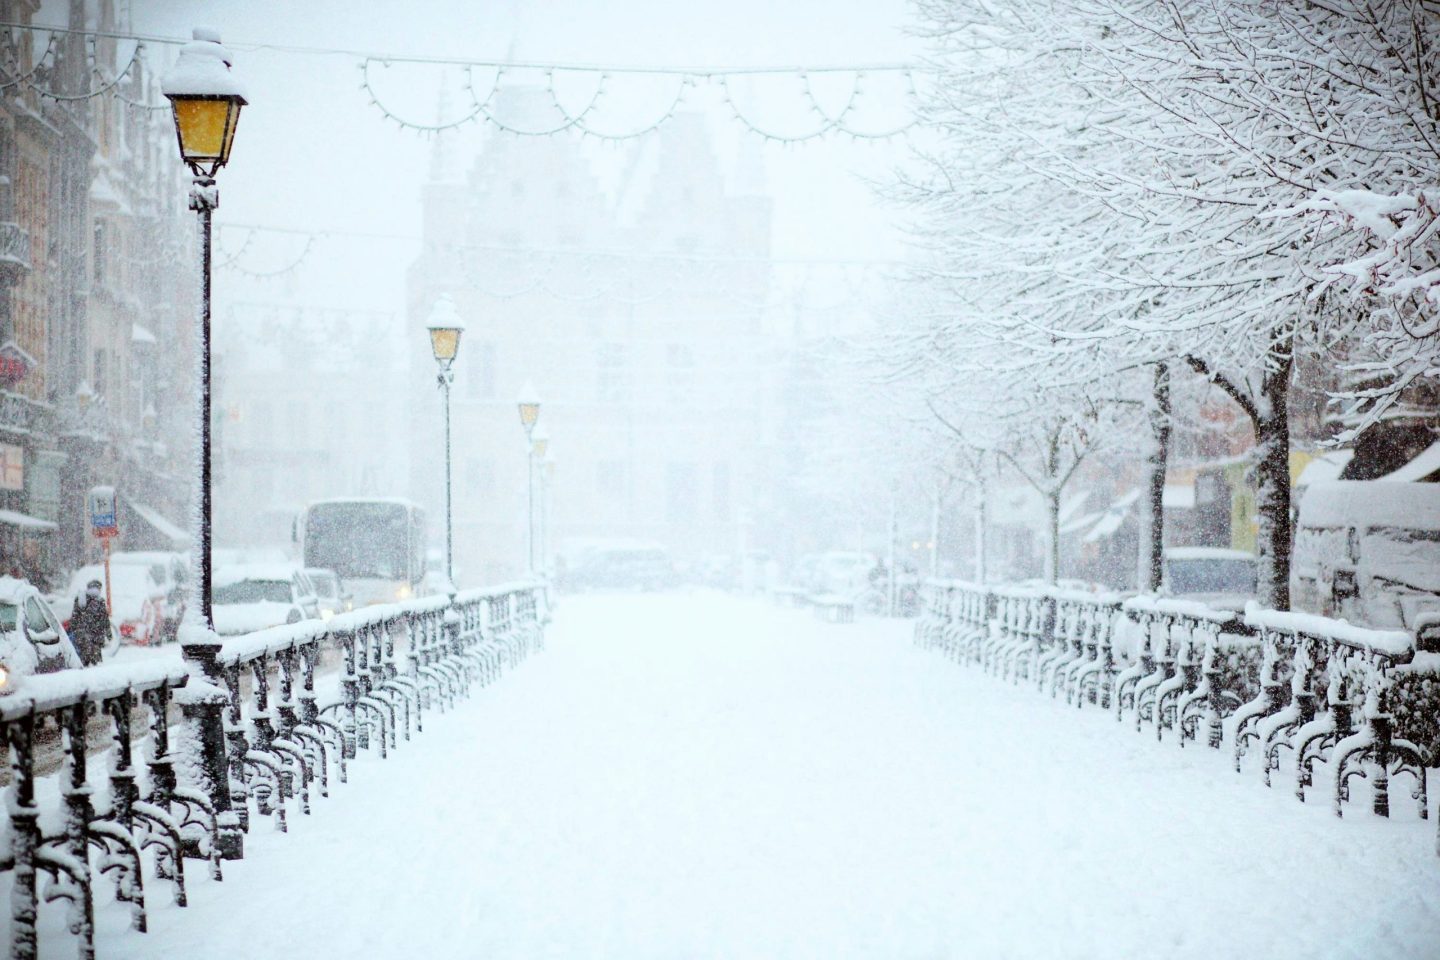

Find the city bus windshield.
[{"left": 304, "top": 502, "right": 413, "bottom": 581}]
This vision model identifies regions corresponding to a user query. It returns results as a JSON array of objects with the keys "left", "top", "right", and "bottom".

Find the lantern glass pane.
[
  {"left": 172, "top": 99, "right": 234, "bottom": 162},
  {"left": 519, "top": 403, "right": 540, "bottom": 428},
  {"left": 429, "top": 327, "right": 462, "bottom": 362},
  {"left": 533, "top": 438, "right": 549, "bottom": 458}
]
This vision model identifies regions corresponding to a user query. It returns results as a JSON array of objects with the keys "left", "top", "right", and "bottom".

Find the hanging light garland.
[
  {"left": 0, "top": 19, "right": 923, "bottom": 142},
  {"left": 362, "top": 57, "right": 917, "bottom": 142}
]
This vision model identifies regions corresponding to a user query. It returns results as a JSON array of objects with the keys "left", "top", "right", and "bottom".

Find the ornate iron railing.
[
  {"left": 0, "top": 582, "right": 547, "bottom": 959},
  {"left": 914, "top": 579, "right": 1440, "bottom": 855}
]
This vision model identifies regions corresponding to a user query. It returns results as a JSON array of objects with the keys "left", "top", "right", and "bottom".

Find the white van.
[{"left": 1291, "top": 480, "right": 1440, "bottom": 630}]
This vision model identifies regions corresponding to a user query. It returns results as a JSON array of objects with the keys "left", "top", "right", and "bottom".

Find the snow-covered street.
[{"left": 84, "top": 593, "right": 1439, "bottom": 960}]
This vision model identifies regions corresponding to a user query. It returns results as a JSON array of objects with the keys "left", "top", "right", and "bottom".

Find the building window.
[
  {"left": 666, "top": 343, "right": 694, "bottom": 404},
  {"left": 93, "top": 220, "right": 106, "bottom": 285},
  {"left": 667, "top": 462, "right": 697, "bottom": 522},
  {"left": 596, "top": 460, "right": 628, "bottom": 501},
  {"left": 597, "top": 342, "right": 628, "bottom": 403},
  {"left": 467, "top": 458, "right": 494, "bottom": 496},
  {"left": 713, "top": 462, "right": 731, "bottom": 519},
  {"left": 466, "top": 341, "right": 496, "bottom": 400},
  {"left": 92, "top": 349, "right": 107, "bottom": 398}
]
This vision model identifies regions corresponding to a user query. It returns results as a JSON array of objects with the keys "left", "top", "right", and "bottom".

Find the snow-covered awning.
[
  {"left": 0, "top": 509, "right": 57, "bottom": 532},
  {"left": 1382, "top": 441, "right": 1440, "bottom": 483},
  {"left": 124, "top": 499, "right": 191, "bottom": 548},
  {"left": 1162, "top": 484, "right": 1195, "bottom": 510},
  {"left": 1296, "top": 450, "right": 1354, "bottom": 487},
  {"left": 1083, "top": 489, "right": 1141, "bottom": 543},
  {"left": 131, "top": 323, "right": 157, "bottom": 345}
]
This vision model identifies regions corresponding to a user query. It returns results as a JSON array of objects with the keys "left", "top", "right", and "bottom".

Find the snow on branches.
[{"left": 892, "top": 0, "right": 1440, "bottom": 605}]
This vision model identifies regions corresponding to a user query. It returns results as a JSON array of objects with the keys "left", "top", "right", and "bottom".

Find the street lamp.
[
  {"left": 542, "top": 453, "right": 556, "bottom": 576},
  {"left": 516, "top": 382, "right": 541, "bottom": 573},
  {"left": 162, "top": 27, "right": 246, "bottom": 629},
  {"left": 517, "top": 380, "right": 540, "bottom": 436},
  {"left": 426, "top": 296, "right": 465, "bottom": 589},
  {"left": 161, "top": 26, "right": 247, "bottom": 860},
  {"left": 530, "top": 424, "right": 550, "bottom": 574}
]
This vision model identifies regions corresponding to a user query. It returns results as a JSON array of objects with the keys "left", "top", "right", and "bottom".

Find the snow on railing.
[
  {"left": 914, "top": 579, "right": 1439, "bottom": 857},
  {"left": 0, "top": 582, "right": 549, "bottom": 960}
]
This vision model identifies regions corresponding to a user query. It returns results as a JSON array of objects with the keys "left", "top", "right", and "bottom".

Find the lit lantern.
[
  {"left": 517, "top": 380, "right": 541, "bottom": 434},
  {"left": 426, "top": 296, "right": 465, "bottom": 371},
  {"left": 161, "top": 28, "right": 247, "bottom": 177}
]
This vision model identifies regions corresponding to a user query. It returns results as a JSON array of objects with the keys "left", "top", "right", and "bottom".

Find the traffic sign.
[{"left": 89, "top": 485, "right": 119, "bottom": 538}]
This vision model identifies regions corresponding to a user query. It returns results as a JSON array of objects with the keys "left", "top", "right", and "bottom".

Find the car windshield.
[
  {"left": 1168, "top": 559, "right": 1257, "bottom": 595},
  {"left": 309, "top": 574, "right": 339, "bottom": 598},
  {"left": 213, "top": 580, "right": 292, "bottom": 605},
  {"left": 0, "top": 601, "right": 16, "bottom": 631},
  {"left": 304, "top": 502, "right": 412, "bottom": 580},
  {"left": 74, "top": 566, "right": 156, "bottom": 598}
]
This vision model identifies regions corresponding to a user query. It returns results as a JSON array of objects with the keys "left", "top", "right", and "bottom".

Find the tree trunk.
[
  {"left": 929, "top": 489, "right": 941, "bottom": 578},
  {"left": 975, "top": 481, "right": 987, "bottom": 583},
  {"left": 1254, "top": 354, "right": 1294, "bottom": 610},
  {"left": 1139, "top": 362, "right": 1171, "bottom": 592},
  {"left": 1045, "top": 488, "right": 1061, "bottom": 584}
]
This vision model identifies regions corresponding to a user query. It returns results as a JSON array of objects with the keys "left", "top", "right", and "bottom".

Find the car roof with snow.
[
  {"left": 1164, "top": 547, "right": 1256, "bottom": 561},
  {"left": 109, "top": 550, "right": 183, "bottom": 564},
  {"left": 214, "top": 564, "right": 303, "bottom": 588},
  {"left": 0, "top": 575, "right": 40, "bottom": 605}
]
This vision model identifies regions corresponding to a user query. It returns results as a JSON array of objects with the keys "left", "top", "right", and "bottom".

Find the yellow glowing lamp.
[
  {"left": 161, "top": 29, "right": 247, "bottom": 177},
  {"left": 426, "top": 296, "right": 465, "bottom": 370},
  {"left": 517, "top": 380, "right": 541, "bottom": 434},
  {"left": 531, "top": 423, "right": 550, "bottom": 459}
]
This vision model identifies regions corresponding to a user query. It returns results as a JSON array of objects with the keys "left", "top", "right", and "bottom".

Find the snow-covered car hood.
[
  {"left": 213, "top": 602, "right": 300, "bottom": 637},
  {"left": 0, "top": 629, "right": 81, "bottom": 678}
]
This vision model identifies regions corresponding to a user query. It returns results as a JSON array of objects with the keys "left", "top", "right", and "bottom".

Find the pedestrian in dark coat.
[{"left": 69, "top": 580, "right": 109, "bottom": 666}]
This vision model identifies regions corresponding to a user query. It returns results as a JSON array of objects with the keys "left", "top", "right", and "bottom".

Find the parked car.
[
  {"left": 303, "top": 567, "right": 352, "bottom": 620},
  {"left": 1292, "top": 479, "right": 1440, "bottom": 630},
  {"left": 1162, "top": 547, "right": 1259, "bottom": 611},
  {"left": 811, "top": 551, "right": 880, "bottom": 597},
  {"left": 212, "top": 565, "right": 321, "bottom": 636},
  {"left": 65, "top": 562, "right": 168, "bottom": 646},
  {"left": 564, "top": 544, "right": 677, "bottom": 591},
  {"left": 109, "top": 551, "right": 187, "bottom": 643},
  {"left": 0, "top": 576, "right": 82, "bottom": 690}
]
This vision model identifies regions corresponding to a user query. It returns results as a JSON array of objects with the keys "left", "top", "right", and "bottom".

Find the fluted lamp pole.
[
  {"left": 530, "top": 423, "right": 550, "bottom": 576},
  {"left": 516, "top": 381, "right": 541, "bottom": 574},
  {"left": 427, "top": 296, "right": 465, "bottom": 589},
  {"left": 161, "top": 25, "right": 247, "bottom": 861}
]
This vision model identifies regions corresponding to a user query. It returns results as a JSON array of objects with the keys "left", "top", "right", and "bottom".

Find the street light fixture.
[
  {"left": 529, "top": 423, "right": 550, "bottom": 575},
  {"left": 162, "top": 27, "right": 247, "bottom": 629},
  {"left": 542, "top": 453, "right": 556, "bottom": 577},
  {"left": 515, "top": 382, "right": 542, "bottom": 574},
  {"left": 516, "top": 380, "right": 541, "bottom": 437},
  {"left": 161, "top": 25, "right": 247, "bottom": 860},
  {"left": 426, "top": 296, "right": 465, "bottom": 588}
]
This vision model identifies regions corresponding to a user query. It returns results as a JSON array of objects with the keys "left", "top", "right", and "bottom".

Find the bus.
[{"left": 297, "top": 498, "right": 426, "bottom": 607}]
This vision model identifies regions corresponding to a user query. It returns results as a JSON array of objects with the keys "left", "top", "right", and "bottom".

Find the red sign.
[
  {"left": 0, "top": 443, "right": 20, "bottom": 492},
  {"left": 0, "top": 341, "right": 33, "bottom": 387}
]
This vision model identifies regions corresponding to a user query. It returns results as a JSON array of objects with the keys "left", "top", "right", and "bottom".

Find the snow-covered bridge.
[{"left": 10, "top": 592, "right": 1438, "bottom": 960}]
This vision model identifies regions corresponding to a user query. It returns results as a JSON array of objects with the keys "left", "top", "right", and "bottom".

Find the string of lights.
[
  {"left": 364, "top": 59, "right": 915, "bottom": 142},
  {"left": 0, "top": 19, "right": 922, "bottom": 141},
  {"left": 217, "top": 221, "right": 908, "bottom": 268},
  {"left": 0, "top": 31, "right": 57, "bottom": 91},
  {"left": 39, "top": 35, "right": 144, "bottom": 102}
]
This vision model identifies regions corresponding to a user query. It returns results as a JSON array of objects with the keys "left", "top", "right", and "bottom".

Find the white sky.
[{"left": 128, "top": 0, "right": 923, "bottom": 317}]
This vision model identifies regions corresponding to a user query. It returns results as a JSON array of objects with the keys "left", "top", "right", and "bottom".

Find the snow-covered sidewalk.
[{"left": 88, "top": 593, "right": 1438, "bottom": 959}]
